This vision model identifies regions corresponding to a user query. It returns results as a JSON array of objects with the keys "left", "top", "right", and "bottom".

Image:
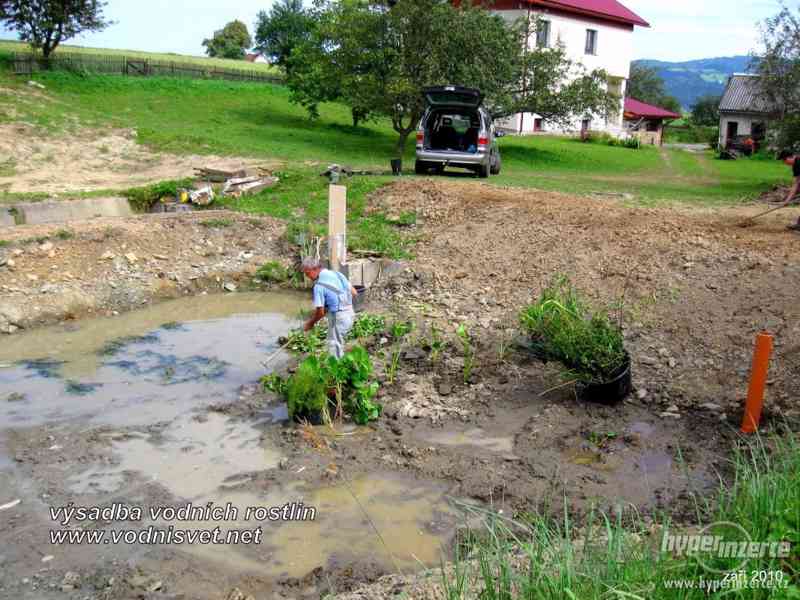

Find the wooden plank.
[{"left": 328, "top": 184, "right": 347, "bottom": 272}]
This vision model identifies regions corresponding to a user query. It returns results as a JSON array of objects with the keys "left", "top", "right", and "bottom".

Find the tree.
[
  {"left": 202, "top": 20, "right": 252, "bottom": 60},
  {"left": 626, "top": 63, "right": 681, "bottom": 113},
  {"left": 288, "top": 1, "right": 612, "bottom": 157},
  {"left": 690, "top": 94, "right": 720, "bottom": 126},
  {"left": 756, "top": 6, "right": 800, "bottom": 151},
  {"left": 254, "top": 0, "right": 315, "bottom": 73},
  {"left": 0, "top": 0, "right": 110, "bottom": 58}
]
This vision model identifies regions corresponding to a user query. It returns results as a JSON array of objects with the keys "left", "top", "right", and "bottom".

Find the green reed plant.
[{"left": 520, "top": 276, "right": 626, "bottom": 383}]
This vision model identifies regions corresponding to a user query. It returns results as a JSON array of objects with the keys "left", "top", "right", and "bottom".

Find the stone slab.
[
  {"left": 0, "top": 209, "right": 15, "bottom": 228},
  {"left": 14, "top": 197, "right": 133, "bottom": 225}
]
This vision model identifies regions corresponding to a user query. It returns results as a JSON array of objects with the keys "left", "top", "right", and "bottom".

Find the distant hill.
[{"left": 633, "top": 56, "right": 755, "bottom": 110}]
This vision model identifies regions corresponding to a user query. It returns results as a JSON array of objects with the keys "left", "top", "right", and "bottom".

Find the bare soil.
[
  {"left": 0, "top": 124, "right": 281, "bottom": 195},
  {"left": 0, "top": 211, "right": 290, "bottom": 334}
]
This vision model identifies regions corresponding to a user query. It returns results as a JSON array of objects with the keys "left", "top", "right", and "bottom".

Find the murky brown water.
[
  {"left": 3, "top": 293, "right": 460, "bottom": 580},
  {"left": 423, "top": 427, "right": 514, "bottom": 454},
  {"left": 0, "top": 292, "right": 303, "bottom": 427}
]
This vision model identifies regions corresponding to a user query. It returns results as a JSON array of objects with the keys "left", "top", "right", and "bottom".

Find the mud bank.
[{"left": 0, "top": 211, "right": 291, "bottom": 334}]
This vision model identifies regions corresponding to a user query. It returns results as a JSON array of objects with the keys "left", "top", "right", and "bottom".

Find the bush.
[
  {"left": 122, "top": 179, "right": 194, "bottom": 212},
  {"left": 582, "top": 131, "right": 640, "bottom": 150},
  {"left": 519, "top": 276, "right": 626, "bottom": 383},
  {"left": 255, "top": 260, "right": 289, "bottom": 283}
]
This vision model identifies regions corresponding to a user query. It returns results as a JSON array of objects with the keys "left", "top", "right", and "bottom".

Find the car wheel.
[
  {"left": 490, "top": 153, "right": 501, "bottom": 175},
  {"left": 478, "top": 162, "right": 490, "bottom": 178},
  {"left": 415, "top": 160, "right": 427, "bottom": 175}
]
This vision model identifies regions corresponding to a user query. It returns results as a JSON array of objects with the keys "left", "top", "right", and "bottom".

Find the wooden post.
[{"left": 328, "top": 184, "right": 347, "bottom": 272}]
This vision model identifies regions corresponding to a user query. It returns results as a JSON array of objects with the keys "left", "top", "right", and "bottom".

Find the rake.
[{"left": 738, "top": 200, "right": 795, "bottom": 228}]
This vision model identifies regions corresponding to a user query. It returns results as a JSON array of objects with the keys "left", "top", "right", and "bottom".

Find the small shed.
[
  {"left": 623, "top": 98, "right": 681, "bottom": 146},
  {"left": 718, "top": 74, "right": 773, "bottom": 150}
]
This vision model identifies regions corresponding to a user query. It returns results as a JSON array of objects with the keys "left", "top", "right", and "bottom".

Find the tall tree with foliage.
[
  {"left": 0, "top": 0, "right": 110, "bottom": 58},
  {"left": 626, "top": 63, "right": 682, "bottom": 113},
  {"left": 756, "top": 5, "right": 800, "bottom": 150},
  {"left": 202, "top": 20, "right": 252, "bottom": 60},
  {"left": 690, "top": 94, "right": 720, "bottom": 126},
  {"left": 254, "top": 0, "right": 315, "bottom": 74}
]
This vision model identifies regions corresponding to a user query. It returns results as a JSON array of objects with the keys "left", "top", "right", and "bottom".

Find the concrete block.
[
  {"left": 14, "top": 197, "right": 133, "bottom": 225},
  {"left": 0, "top": 208, "right": 15, "bottom": 228},
  {"left": 344, "top": 258, "right": 403, "bottom": 288}
]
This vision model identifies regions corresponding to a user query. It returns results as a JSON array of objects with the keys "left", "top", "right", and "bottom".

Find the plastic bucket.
[{"left": 353, "top": 285, "right": 367, "bottom": 313}]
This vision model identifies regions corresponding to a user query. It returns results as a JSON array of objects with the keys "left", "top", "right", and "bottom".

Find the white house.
[{"left": 491, "top": 0, "right": 649, "bottom": 135}]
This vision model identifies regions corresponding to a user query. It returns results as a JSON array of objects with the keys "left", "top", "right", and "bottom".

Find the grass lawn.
[
  {"left": 0, "top": 69, "right": 792, "bottom": 236},
  {"left": 0, "top": 38, "right": 280, "bottom": 74}
]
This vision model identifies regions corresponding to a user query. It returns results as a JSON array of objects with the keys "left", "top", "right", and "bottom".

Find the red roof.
[
  {"left": 524, "top": 0, "right": 649, "bottom": 27},
  {"left": 624, "top": 98, "right": 681, "bottom": 119}
]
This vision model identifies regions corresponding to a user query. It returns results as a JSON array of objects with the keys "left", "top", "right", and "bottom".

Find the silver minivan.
[{"left": 415, "top": 86, "right": 502, "bottom": 178}]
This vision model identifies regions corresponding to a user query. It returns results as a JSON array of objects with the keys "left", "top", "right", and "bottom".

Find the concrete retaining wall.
[
  {"left": 0, "top": 208, "right": 15, "bottom": 228},
  {"left": 9, "top": 197, "right": 133, "bottom": 226}
]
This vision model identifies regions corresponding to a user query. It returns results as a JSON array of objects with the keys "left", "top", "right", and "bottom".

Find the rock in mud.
[
  {"left": 224, "top": 587, "right": 256, "bottom": 600},
  {"left": 61, "top": 571, "right": 81, "bottom": 590},
  {"left": 437, "top": 383, "right": 453, "bottom": 396}
]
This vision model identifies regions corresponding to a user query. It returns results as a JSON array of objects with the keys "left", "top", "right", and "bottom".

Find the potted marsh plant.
[{"left": 519, "top": 276, "right": 631, "bottom": 404}]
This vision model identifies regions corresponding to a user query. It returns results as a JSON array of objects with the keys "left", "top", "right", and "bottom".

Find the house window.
[
  {"left": 585, "top": 29, "right": 598, "bottom": 55},
  {"left": 536, "top": 20, "right": 550, "bottom": 48}
]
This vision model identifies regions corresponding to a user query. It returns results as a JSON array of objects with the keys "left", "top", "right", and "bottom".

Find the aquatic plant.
[
  {"left": 519, "top": 276, "right": 626, "bottom": 383},
  {"left": 265, "top": 345, "right": 381, "bottom": 425},
  {"left": 281, "top": 327, "right": 327, "bottom": 356},
  {"left": 428, "top": 326, "right": 446, "bottom": 364},
  {"left": 65, "top": 381, "right": 102, "bottom": 396},
  {"left": 347, "top": 313, "right": 386, "bottom": 341},
  {"left": 97, "top": 332, "right": 160, "bottom": 356},
  {"left": 456, "top": 324, "right": 475, "bottom": 384}
]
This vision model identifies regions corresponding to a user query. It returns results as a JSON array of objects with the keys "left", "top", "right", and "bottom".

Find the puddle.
[
  {"left": 176, "top": 473, "right": 460, "bottom": 578},
  {"left": 423, "top": 427, "right": 514, "bottom": 454},
  {"left": 627, "top": 421, "right": 656, "bottom": 439},
  {"left": 264, "top": 474, "right": 457, "bottom": 577},
  {"left": 637, "top": 451, "right": 673, "bottom": 476},
  {"left": 69, "top": 412, "right": 281, "bottom": 498},
  {"left": 0, "top": 292, "right": 302, "bottom": 427}
]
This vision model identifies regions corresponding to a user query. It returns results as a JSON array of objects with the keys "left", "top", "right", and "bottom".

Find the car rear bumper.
[{"left": 416, "top": 149, "right": 489, "bottom": 167}]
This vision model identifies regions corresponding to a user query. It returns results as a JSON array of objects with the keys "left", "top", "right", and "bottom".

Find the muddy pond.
[{"left": 0, "top": 292, "right": 467, "bottom": 599}]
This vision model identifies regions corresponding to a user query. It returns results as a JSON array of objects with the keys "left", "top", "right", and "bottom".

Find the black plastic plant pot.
[
  {"left": 575, "top": 355, "right": 632, "bottom": 405},
  {"left": 292, "top": 408, "right": 325, "bottom": 426},
  {"left": 353, "top": 285, "right": 367, "bottom": 313},
  {"left": 390, "top": 159, "right": 402, "bottom": 175}
]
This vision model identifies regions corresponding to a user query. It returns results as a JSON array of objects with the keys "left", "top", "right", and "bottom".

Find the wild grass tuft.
[{"left": 443, "top": 431, "right": 800, "bottom": 599}]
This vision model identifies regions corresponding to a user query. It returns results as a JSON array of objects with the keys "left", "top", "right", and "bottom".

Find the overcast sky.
[{"left": 0, "top": 0, "right": 787, "bottom": 62}]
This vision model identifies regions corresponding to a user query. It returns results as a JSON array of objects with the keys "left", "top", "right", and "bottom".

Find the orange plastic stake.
[{"left": 741, "top": 332, "right": 774, "bottom": 434}]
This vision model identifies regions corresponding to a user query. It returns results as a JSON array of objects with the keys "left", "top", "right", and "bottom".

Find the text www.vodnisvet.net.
[{"left": 50, "top": 526, "right": 263, "bottom": 546}]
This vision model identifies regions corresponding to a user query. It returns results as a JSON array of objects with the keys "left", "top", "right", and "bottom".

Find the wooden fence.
[{"left": 12, "top": 52, "right": 284, "bottom": 85}]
